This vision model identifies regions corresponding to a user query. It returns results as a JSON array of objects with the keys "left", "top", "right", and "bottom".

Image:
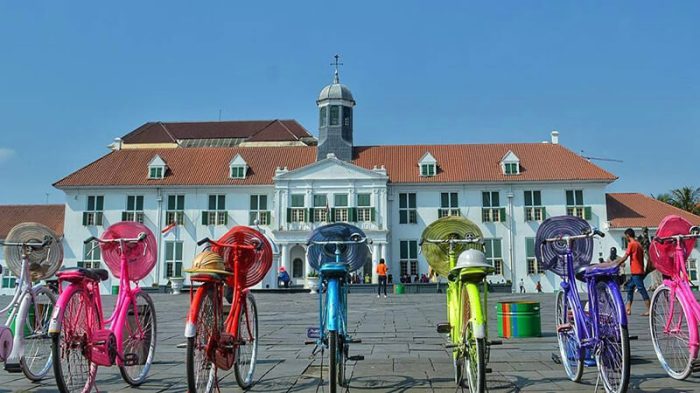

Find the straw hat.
[{"left": 185, "top": 250, "right": 232, "bottom": 276}]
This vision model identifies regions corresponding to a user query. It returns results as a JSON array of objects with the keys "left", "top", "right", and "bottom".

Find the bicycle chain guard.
[
  {"left": 88, "top": 329, "right": 117, "bottom": 366},
  {"left": 213, "top": 333, "right": 236, "bottom": 371},
  {"left": 0, "top": 326, "right": 12, "bottom": 362}
]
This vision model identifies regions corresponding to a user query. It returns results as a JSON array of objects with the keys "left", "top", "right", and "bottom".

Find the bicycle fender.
[
  {"left": 326, "top": 278, "right": 340, "bottom": 332},
  {"left": 603, "top": 279, "right": 628, "bottom": 327},
  {"left": 6, "top": 292, "right": 32, "bottom": 364},
  {"left": 49, "top": 285, "right": 80, "bottom": 334},
  {"left": 466, "top": 283, "right": 486, "bottom": 339}
]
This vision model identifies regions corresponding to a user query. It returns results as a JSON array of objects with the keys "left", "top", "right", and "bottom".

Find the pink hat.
[{"left": 279, "top": 266, "right": 286, "bottom": 272}]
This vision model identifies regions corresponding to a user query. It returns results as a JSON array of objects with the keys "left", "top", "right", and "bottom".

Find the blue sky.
[{"left": 0, "top": 1, "right": 698, "bottom": 204}]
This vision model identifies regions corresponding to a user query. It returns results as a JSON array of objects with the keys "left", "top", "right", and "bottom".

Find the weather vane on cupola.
[{"left": 331, "top": 54, "right": 343, "bottom": 83}]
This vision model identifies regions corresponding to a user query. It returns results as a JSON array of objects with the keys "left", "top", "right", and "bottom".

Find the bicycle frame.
[
  {"left": 445, "top": 247, "right": 488, "bottom": 343},
  {"left": 660, "top": 241, "right": 700, "bottom": 359},
  {"left": 559, "top": 245, "right": 628, "bottom": 360},
  {"left": 317, "top": 249, "right": 349, "bottom": 345}
]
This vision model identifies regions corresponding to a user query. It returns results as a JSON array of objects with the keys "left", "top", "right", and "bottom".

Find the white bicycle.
[{"left": 0, "top": 222, "right": 62, "bottom": 381}]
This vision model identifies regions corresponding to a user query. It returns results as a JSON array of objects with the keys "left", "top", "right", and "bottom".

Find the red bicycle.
[{"left": 185, "top": 226, "right": 272, "bottom": 392}]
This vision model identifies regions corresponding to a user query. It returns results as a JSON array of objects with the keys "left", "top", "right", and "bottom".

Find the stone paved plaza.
[{"left": 0, "top": 291, "right": 699, "bottom": 392}]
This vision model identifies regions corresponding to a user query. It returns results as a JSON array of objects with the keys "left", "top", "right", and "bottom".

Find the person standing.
[
  {"left": 376, "top": 258, "right": 388, "bottom": 298},
  {"left": 616, "top": 228, "right": 650, "bottom": 316},
  {"left": 519, "top": 278, "right": 525, "bottom": 293},
  {"left": 536, "top": 281, "right": 542, "bottom": 293}
]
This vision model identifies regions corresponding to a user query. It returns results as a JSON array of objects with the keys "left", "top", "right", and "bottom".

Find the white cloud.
[{"left": 0, "top": 148, "right": 16, "bottom": 164}]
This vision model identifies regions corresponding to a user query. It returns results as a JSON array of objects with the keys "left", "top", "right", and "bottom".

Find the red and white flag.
[{"left": 161, "top": 222, "right": 176, "bottom": 234}]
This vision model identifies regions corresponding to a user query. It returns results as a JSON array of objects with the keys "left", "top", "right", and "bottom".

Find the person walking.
[
  {"left": 519, "top": 278, "right": 525, "bottom": 293},
  {"left": 616, "top": 228, "right": 650, "bottom": 316},
  {"left": 536, "top": 281, "right": 542, "bottom": 293},
  {"left": 376, "top": 258, "right": 388, "bottom": 298}
]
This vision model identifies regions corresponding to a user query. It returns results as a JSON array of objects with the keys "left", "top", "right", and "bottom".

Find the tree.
[
  {"left": 670, "top": 186, "right": 700, "bottom": 215},
  {"left": 654, "top": 193, "right": 674, "bottom": 205}
]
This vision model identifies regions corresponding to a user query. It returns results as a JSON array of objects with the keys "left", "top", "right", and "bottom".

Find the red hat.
[{"left": 279, "top": 266, "right": 286, "bottom": 272}]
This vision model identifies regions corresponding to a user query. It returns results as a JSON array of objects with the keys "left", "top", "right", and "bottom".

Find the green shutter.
[
  {"left": 286, "top": 208, "right": 292, "bottom": 223},
  {"left": 96, "top": 212, "right": 103, "bottom": 226},
  {"left": 222, "top": 212, "right": 228, "bottom": 225},
  {"left": 349, "top": 207, "right": 357, "bottom": 222},
  {"left": 202, "top": 212, "right": 209, "bottom": 225},
  {"left": 303, "top": 209, "right": 309, "bottom": 222},
  {"left": 264, "top": 211, "right": 271, "bottom": 225},
  {"left": 82, "top": 212, "right": 88, "bottom": 226},
  {"left": 330, "top": 208, "right": 336, "bottom": 222},
  {"left": 584, "top": 206, "right": 592, "bottom": 220},
  {"left": 308, "top": 208, "right": 315, "bottom": 223},
  {"left": 371, "top": 208, "right": 376, "bottom": 222},
  {"left": 541, "top": 206, "right": 547, "bottom": 219},
  {"left": 526, "top": 238, "right": 535, "bottom": 258},
  {"left": 121, "top": 211, "right": 128, "bottom": 221},
  {"left": 499, "top": 207, "right": 507, "bottom": 222}
]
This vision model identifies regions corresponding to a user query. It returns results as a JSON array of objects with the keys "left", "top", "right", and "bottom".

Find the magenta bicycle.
[
  {"left": 648, "top": 215, "right": 700, "bottom": 380},
  {"left": 49, "top": 222, "right": 158, "bottom": 393}
]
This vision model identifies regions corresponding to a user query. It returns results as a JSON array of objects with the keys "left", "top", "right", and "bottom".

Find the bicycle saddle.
[
  {"left": 57, "top": 267, "right": 110, "bottom": 282},
  {"left": 575, "top": 261, "right": 619, "bottom": 281}
]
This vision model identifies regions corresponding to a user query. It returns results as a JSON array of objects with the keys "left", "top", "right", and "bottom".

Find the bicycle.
[
  {"left": 50, "top": 222, "right": 158, "bottom": 393},
  {"left": 536, "top": 215, "right": 630, "bottom": 393},
  {"left": 0, "top": 222, "right": 62, "bottom": 381},
  {"left": 648, "top": 215, "right": 700, "bottom": 380},
  {"left": 305, "top": 223, "right": 372, "bottom": 393},
  {"left": 185, "top": 226, "right": 272, "bottom": 392},
  {"left": 420, "top": 216, "right": 497, "bottom": 392}
]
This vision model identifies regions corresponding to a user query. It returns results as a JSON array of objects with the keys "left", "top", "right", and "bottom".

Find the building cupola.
[{"left": 316, "top": 54, "right": 355, "bottom": 162}]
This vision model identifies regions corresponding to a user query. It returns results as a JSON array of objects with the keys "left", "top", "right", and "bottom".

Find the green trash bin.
[
  {"left": 394, "top": 283, "right": 405, "bottom": 294},
  {"left": 112, "top": 285, "right": 119, "bottom": 295},
  {"left": 497, "top": 301, "right": 541, "bottom": 338}
]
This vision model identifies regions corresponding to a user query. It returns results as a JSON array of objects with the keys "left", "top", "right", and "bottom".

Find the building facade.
[{"left": 54, "top": 69, "right": 639, "bottom": 294}]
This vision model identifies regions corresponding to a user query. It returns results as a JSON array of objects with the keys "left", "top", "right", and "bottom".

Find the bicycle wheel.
[
  {"left": 119, "top": 291, "right": 157, "bottom": 385},
  {"left": 329, "top": 330, "right": 339, "bottom": 393},
  {"left": 555, "top": 290, "right": 583, "bottom": 382},
  {"left": 650, "top": 285, "right": 693, "bottom": 380},
  {"left": 234, "top": 293, "right": 258, "bottom": 389},
  {"left": 595, "top": 281, "right": 630, "bottom": 393},
  {"left": 337, "top": 334, "right": 348, "bottom": 387},
  {"left": 51, "top": 288, "right": 99, "bottom": 393},
  {"left": 21, "top": 286, "right": 56, "bottom": 381},
  {"left": 460, "top": 286, "right": 485, "bottom": 392},
  {"left": 186, "top": 286, "right": 219, "bottom": 393}
]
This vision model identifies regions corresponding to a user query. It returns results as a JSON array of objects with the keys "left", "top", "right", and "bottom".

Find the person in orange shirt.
[
  {"left": 616, "top": 228, "right": 650, "bottom": 316},
  {"left": 376, "top": 258, "right": 388, "bottom": 298}
]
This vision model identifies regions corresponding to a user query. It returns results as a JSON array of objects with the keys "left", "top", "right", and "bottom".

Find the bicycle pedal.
[
  {"left": 485, "top": 367, "right": 493, "bottom": 374},
  {"left": 176, "top": 343, "right": 187, "bottom": 349},
  {"left": 4, "top": 363, "right": 21, "bottom": 373},
  {"left": 556, "top": 323, "right": 573, "bottom": 333},
  {"left": 123, "top": 353, "right": 139, "bottom": 367},
  {"left": 488, "top": 340, "right": 503, "bottom": 346},
  {"left": 347, "top": 355, "right": 364, "bottom": 361},
  {"left": 629, "top": 335, "right": 638, "bottom": 341},
  {"left": 347, "top": 338, "right": 362, "bottom": 344},
  {"left": 444, "top": 343, "right": 458, "bottom": 349},
  {"left": 436, "top": 322, "right": 451, "bottom": 334},
  {"left": 306, "top": 327, "right": 321, "bottom": 339},
  {"left": 304, "top": 340, "right": 317, "bottom": 345}
]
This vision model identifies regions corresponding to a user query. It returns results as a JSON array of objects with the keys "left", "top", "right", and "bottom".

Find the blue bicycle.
[
  {"left": 305, "top": 223, "right": 371, "bottom": 393},
  {"left": 536, "top": 216, "right": 630, "bottom": 393}
]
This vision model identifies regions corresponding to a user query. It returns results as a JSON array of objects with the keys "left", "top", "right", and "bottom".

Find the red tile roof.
[
  {"left": 606, "top": 193, "right": 700, "bottom": 228},
  {"left": 0, "top": 205, "right": 65, "bottom": 239},
  {"left": 121, "top": 120, "right": 313, "bottom": 144},
  {"left": 54, "top": 143, "right": 616, "bottom": 188}
]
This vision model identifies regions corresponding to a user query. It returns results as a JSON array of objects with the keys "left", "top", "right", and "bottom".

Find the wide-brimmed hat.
[{"left": 185, "top": 250, "right": 232, "bottom": 276}]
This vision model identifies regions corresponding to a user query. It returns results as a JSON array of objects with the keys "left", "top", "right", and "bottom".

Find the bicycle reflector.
[
  {"left": 420, "top": 216, "right": 483, "bottom": 277},
  {"left": 100, "top": 222, "right": 157, "bottom": 281},
  {"left": 650, "top": 215, "right": 696, "bottom": 276},
  {"left": 535, "top": 216, "right": 593, "bottom": 277},
  {"left": 4, "top": 222, "right": 63, "bottom": 281},
  {"left": 306, "top": 223, "right": 371, "bottom": 272},
  {"left": 215, "top": 226, "right": 273, "bottom": 288}
]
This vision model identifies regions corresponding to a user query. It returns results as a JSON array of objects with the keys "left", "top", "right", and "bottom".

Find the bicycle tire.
[
  {"left": 460, "top": 285, "right": 485, "bottom": 392},
  {"left": 234, "top": 293, "right": 259, "bottom": 389},
  {"left": 21, "top": 286, "right": 56, "bottom": 381},
  {"left": 119, "top": 291, "right": 157, "bottom": 385},
  {"left": 51, "top": 288, "right": 99, "bottom": 393},
  {"left": 650, "top": 285, "right": 694, "bottom": 380},
  {"left": 595, "top": 281, "right": 630, "bottom": 393},
  {"left": 337, "top": 334, "right": 348, "bottom": 387},
  {"left": 186, "top": 285, "right": 219, "bottom": 393},
  {"left": 329, "top": 330, "right": 338, "bottom": 393},
  {"left": 555, "top": 290, "right": 583, "bottom": 382}
]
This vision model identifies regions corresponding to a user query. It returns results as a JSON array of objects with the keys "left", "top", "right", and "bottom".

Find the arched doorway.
[{"left": 289, "top": 245, "right": 306, "bottom": 286}]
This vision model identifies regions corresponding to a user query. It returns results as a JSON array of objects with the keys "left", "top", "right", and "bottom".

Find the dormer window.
[
  {"left": 148, "top": 155, "right": 167, "bottom": 179},
  {"left": 500, "top": 151, "right": 520, "bottom": 176},
  {"left": 229, "top": 154, "right": 248, "bottom": 179},
  {"left": 418, "top": 152, "right": 437, "bottom": 177}
]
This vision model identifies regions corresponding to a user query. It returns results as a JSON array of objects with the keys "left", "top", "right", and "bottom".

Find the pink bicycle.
[
  {"left": 648, "top": 215, "right": 700, "bottom": 380},
  {"left": 49, "top": 222, "right": 158, "bottom": 393}
]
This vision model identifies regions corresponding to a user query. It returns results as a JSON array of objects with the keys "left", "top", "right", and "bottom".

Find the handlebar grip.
[
  {"left": 137, "top": 232, "right": 147, "bottom": 241},
  {"left": 197, "top": 237, "right": 211, "bottom": 246},
  {"left": 653, "top": 236, "right": 664, "bottom": 244},
  {"left": 595, "top": 230, "right": 605, "bottom": 238},
  {"left": 691, "top": 226, "right": 700, "bottom": 235},
  {"left": 251, "top": 238, "right": 263, "bottom": 251},
  {"left": 84, "top": 236, "right": 97, "bottom": 244}
]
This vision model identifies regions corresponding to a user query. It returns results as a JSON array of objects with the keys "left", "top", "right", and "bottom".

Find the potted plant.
[
  {"left": 169, "top": 276, "right": 185, "bottom": 295},
  {"left": 306, "top": 270, "right": 320, "bottom": 294}
]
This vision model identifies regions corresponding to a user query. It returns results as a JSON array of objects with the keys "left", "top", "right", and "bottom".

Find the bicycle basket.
[
  {"left": 306, "top": 223, "right": 371, "bottom": 272},
  {"left": 214, "top": 226, "right": 273, "bottom": 288},
  {"left": 650, "top": 215, "right": 696, "bottom": 276},
  {"left": 4, "top": 222, "right": 63, "bottom": 281},
  {"left": 420, "top": 216, "right": 484, "bottom": 277},
  {"left": 100, "top": 222, "right": 157, "bottom": 281},
  {"left": 535, "top": 216, "right": 593, "bottom": 277}
]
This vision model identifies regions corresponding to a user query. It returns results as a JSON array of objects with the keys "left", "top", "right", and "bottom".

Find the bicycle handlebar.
[
  {"left": 654, "top": 231, "right": 700, "bottom": 244},
  {"left": 84, "top": 232, "right": 147, "bottom": 244},
  {"left": 419, "top": 237, "right": 481, "bottom": 246},
  {"left": 0, "top": 235, "right": 53, "bottom": 248},
  {"left": 197, "top": 237, "right": 263, "bottom": 251},
  {"left": 307, "top": 233, "right": 371, "bottom": 246},
  {"left": 541, "top": 228, "right": 604, "bottom": 244}
]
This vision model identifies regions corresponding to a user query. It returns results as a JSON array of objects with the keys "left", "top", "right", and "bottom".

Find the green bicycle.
[{"left": 420, "top": 216, "right": 500, "bottom": 392}]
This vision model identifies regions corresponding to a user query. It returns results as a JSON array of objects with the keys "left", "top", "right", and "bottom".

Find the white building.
[{"left": 52, "top": 68, "right": 696, "bottom": 293}]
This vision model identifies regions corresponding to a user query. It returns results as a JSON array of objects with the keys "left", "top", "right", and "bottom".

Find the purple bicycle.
[{"left": 536, "top": 216, "right": 630, "bottom": 393}]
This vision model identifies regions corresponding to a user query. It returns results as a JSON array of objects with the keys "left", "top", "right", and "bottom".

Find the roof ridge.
[
  {"left": 157, "top": 122, "right": 178, "bottom": 144},
  {"left": 275, "top": 119, "right": 301, "bottom": 140}
]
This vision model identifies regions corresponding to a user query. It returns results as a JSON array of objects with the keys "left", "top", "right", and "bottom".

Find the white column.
[
  {"left": 372, "top": 243, "right": 380, "bottom": 283},
  {"left": 380, "top": 243, "right": 387, "bottom": 279},
  {"left": 280, "top": 244, "right": 289, "bottom": 288}
]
